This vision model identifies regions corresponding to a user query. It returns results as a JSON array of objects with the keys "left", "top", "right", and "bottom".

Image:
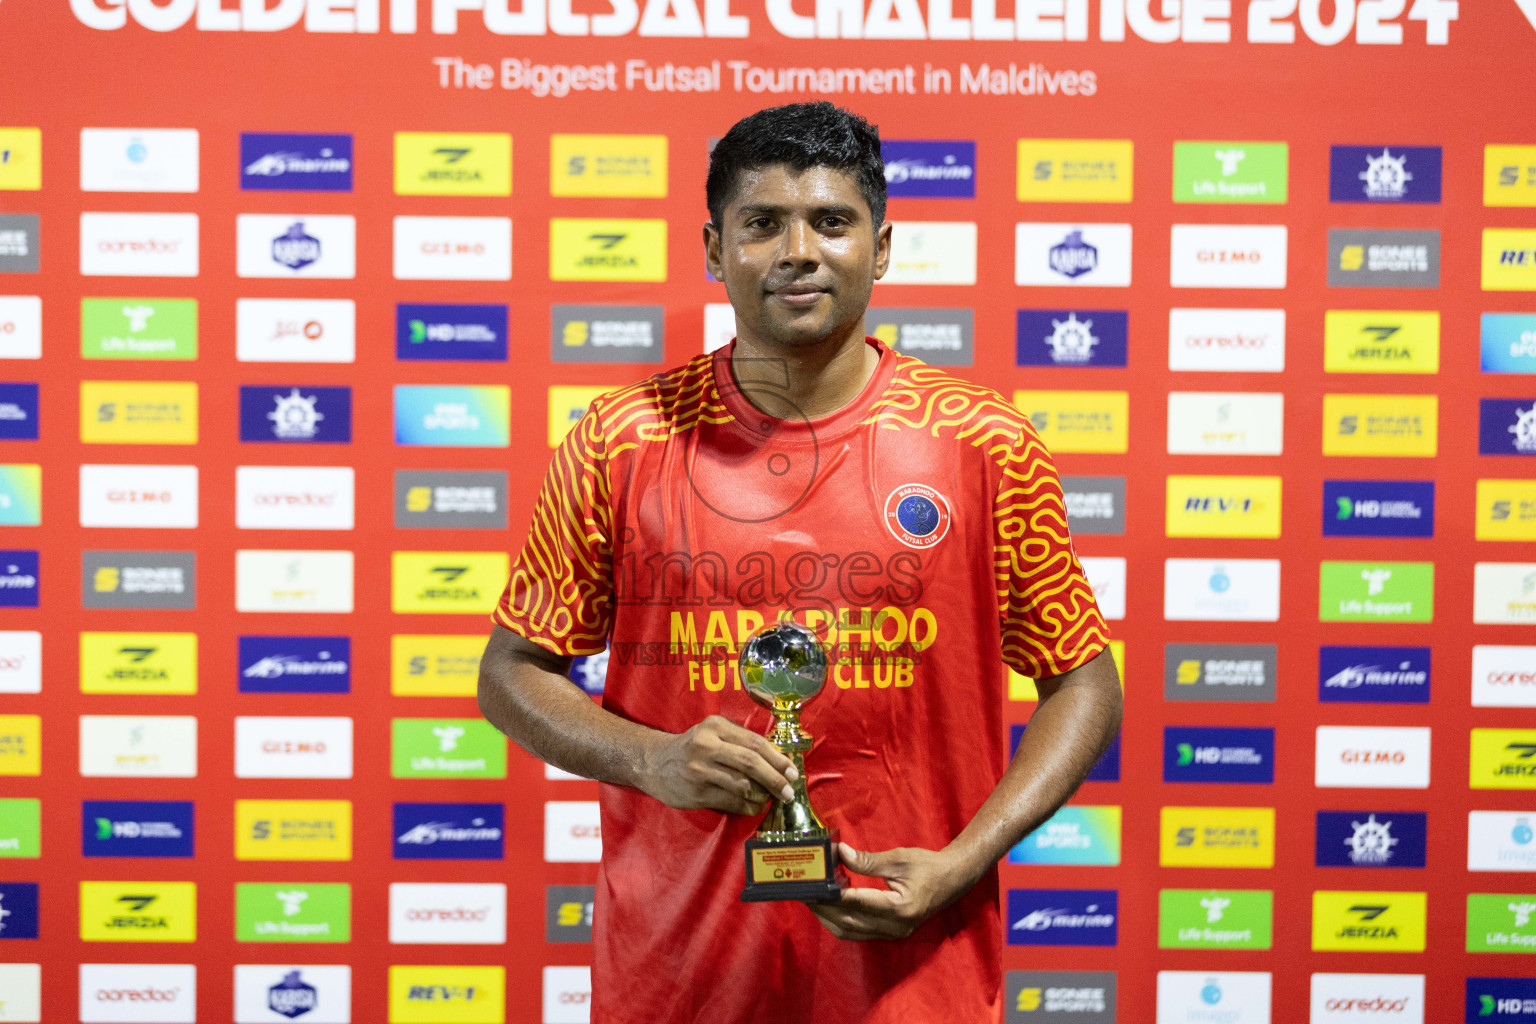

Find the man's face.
[{"left": 705, "top": 164, "right": 891, "bottom": 348}]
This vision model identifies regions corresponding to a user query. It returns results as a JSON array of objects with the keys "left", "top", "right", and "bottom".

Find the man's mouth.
[{"left": 770, "top": 284, "right": 828, "bottom": 307}]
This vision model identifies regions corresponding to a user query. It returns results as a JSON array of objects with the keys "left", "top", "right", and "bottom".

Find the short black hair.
[{"left": 707, "top": 102, "right": 886, "bottom": 230}]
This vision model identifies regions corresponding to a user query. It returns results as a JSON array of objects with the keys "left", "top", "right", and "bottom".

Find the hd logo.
[
  {"left": 1470, "top": 730, "right": 1536, "bottom": 789},
  {"left": 549, "top": 218, "right": 666, "bottom": 282},
  {"left": 82, "top": 800, "right": 195, "bottom": 858},
  {"left": 391, "top": 552, "right": 508, "bottom": 614},
  {"left": 79, "top": 881, "right": 196, "bottom": 941},
  {"left": 1468, "top": 977, "right": 1536, "bottom": 1022},
  {"left": 1311, "top": 890, "right": 1426, "bottom": 952},
  {"left": 394, "top": 132, "right": 511, "bottom": 196},
  {"left": 79, "top": 632, "right": 197, "bottom": 694}
]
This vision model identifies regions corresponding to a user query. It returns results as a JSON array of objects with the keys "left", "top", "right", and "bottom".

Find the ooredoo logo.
[
  {"left": 1310, "top": 973, "right": 1423, "bottom": 1023},
  {"left": 79, "top": 213, "right": 199, "bottom": 277},
  {"left": 388, "top": 882, "right": 506, "bottom": 944},
  {"left": 79, "top": 963, "right": 196, "bottom": 1024}
]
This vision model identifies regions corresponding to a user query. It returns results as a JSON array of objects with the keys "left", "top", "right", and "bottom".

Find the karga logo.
[
  {"left": 1049, "top": 230, "right": 1097, "bottom": 278},
  {"left": 272, "top": 222, "right": 320, "bottom": 270},
  {"left": 267, "top": 970, "right": 317, "bottom": 1019}
]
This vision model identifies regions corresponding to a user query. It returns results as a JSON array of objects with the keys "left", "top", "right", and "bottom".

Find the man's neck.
[{"left": 729, "top": 324, "right": 881, "bottom": 421}]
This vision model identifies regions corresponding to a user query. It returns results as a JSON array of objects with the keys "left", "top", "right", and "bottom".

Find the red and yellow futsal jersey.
[{"left": 494, "top": 338, "right": 1107, "bottom": 1024}]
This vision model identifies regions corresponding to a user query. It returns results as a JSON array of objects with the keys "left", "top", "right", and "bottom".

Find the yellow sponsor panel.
[
  {"left": 1311, "top": 890, "right": 1426, "bottom": 952},
  {"left": 1159, "top": 806, "right": 1275, "bottom": 868},
  {"left": 1323, "top": 311, "right": 1440, "bottom": 373},
  {"left": 1012, "top": 391, "right": 1129, "bottom": 454},
  {"left": 551, "top": 134, "right": 668, "bottom": 198},
  {"left": 80, "top": 632, "right": 197, "bottom": 694},
  {"left": 391, "top": 634, "right": 485, "bottom": 696},
  {"left": 388, "top": 965, "right": 506, "bottom": 1024},
  {"left": 80, "top": 881, "right": 196, "bottom": 942},
  {"left": 80, "top": 381, "right": 198, "bottom": 444},
  {"left": 547, "top": 385, "right": 609, "bottom": 448},
  {"left": 1321, "top": 394, "right": 1437, "bottom": 457},
  {"left": 0, "top": 715, "right": 40, "bottom": 776},
  {"left": 235, "top": 799, "right": 352, "bottom": 861},
  {"left": 1016, "top": 139, "right": 1133, "bottom": 203},
  {"left": 1470, "top": 728, "right": 1536, "bottom": 789},
  {"left": 392, "top": 552, "right": 509, "bottom": 615},
  {"left": 1477, "top": 479, "right": 1536, "bottom": 541},
  {"left": 1485, "top": 145, "right": 1536, "bottom": 207},
  {"left": 549, "top": 218, "right": 667, "bottom": 282},
  {"left": 0, "top": 128, "right": 42, "bottom": 190},
  {"left": 1010, "top": 640, "right": 1123, "bottom": 700},
  {"left": 1482, "top": 228, "right": 1536, "bottom": 291},
  {"left": 394, "top": 132, "right": 511, "bottom": 196},
  {"left": 1165, "top": 476, "right": 1281, "bottom": 539}
]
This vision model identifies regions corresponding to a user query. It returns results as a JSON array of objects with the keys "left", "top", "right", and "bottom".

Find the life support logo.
[{"left": 883, "top": 484, "right": 952, "bottom": 550}]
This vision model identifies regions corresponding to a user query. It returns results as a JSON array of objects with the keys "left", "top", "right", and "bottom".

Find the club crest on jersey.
[{"left": 883, "top": 483, "right": 952, "bottom": 549}]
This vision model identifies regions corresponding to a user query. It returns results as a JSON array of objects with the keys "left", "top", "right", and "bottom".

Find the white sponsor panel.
[
  {"left": 79, "top": 715, "right": 197, "bottom": 778},
  {"left": 234, "top": 965, "right": 352, "bottom": 1024},
  {"left": 704, "top": 302, "right": 735, "bottom": 353},
  {"left": 235, "top": 550, "right": 354, "bottom": 613},
  {"left": 79, "top": 964, "right": 196, "bottom": 1024},
  {"left": 1157, "top": 971, "right": 1271, "bottom": 1024},
  {"left": 0, "top": 296, "right": 43, "bottom": 359},
  {"left": 1163, "top": 559, "right": 1281, "bottom": 622},
  {"left": 1474, "top": 562, "right": 1536, "bottom": 624},
  {"left": 235, "top": 716, "right": 354, "bottom": 779},
  {"left": 1315, "top": 726, "right": 1431, "bottom": 789},
  {"left": 1167, "top": 392, "right": 1285, "bottom": 455},
  {"left": 544, "top": 801, "right": 602, "bottom": 863},
  {"left": 393, "top": 216, "right": 512, "bottom": 281},
  {"left": 0, "top": 630, "right": 42, "bottom": 694},
  {"left": 388, "top": 883, "right": 507, "bottom": 944},
  {"left": 80, "top": 213, "right": 199, "bottom": 277},
  {"left": 1473, "top": 645, "right": 1536, "bottom": 707},
  {"left": 0, "top": 963, "right": 40, "bottom": 1022},
  {"left": 881, "top": 222, "right": 977, "bottom": 285},
  {"left": 545, "top": 763, "right": 588, "bottom": 781},
  {"left": 1170, "top": 225, "right": 1288, "bottom": 289},
  {"left": 237, "top": 214, "right": 356, "bottom": 279},
  {"left": 543, "top": 966, "right": 593, "bottom": 1024},
  {"left": 1079, "top": 556, "right": 1126, "bottom": 620},
  {"left": 80, "top": 129, "right": 199, "bottom": 193},
  {"left": 79, "top": 464, "right": 199, "bottom": 529},
  {"left": 1168, "top": 308, "right": 1286, "bottom": 372},
  {"left": 1468, "top": 811, "right": 1536, "bottom": 872},
  {"left": 236, "top": 466, "right": 355, "bottom": 531},
  {"left": 1015, "top": 223, "right": 1132, "bottom": 287},
  {"left": 236, "top": 298, "right": 356, "bottom": 363},
  {"left": 1309, "top": 974, "right": 1424, "bottom": 1024}
]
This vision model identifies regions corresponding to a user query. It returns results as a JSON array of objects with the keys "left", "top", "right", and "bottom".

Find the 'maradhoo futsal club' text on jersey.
[{"left": 494, "top": 338, "right": 1108, "bottom": 1024}]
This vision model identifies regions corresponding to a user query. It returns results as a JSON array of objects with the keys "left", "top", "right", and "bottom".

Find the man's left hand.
[{"left": 805, "top": 842, "right": 970, "bottom": 941}]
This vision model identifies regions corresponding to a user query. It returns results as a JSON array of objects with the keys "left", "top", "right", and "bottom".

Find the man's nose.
[{"left": 779, "top": 218, "right": 819, "bottom": 267}]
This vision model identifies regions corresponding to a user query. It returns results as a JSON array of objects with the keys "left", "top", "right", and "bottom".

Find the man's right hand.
[{"left": 638, "top": 714, "right": 799, "bottom": 815}]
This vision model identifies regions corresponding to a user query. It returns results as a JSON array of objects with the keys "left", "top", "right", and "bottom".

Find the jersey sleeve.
[
  {"left": 992, "top": 422, "right": 1110, "bottom": 678},
  {"left": 493, "top": 407, "right": 614, "bottom": 656}
]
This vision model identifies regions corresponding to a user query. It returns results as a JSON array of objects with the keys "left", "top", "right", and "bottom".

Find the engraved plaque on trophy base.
[{"left": 741, "top": 829, "right": 844, "bottom": 903}]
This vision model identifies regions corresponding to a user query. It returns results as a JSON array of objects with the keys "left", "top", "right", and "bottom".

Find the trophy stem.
[{"left": 754, "top": 709, "right": 828, "bottom": 842}]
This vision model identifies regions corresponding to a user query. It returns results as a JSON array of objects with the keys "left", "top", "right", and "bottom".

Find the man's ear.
[
  {"left": 703, "top": 221, "right": 723, "bottom": 281},
  {"left": 872, "top": 219, "right": 893, "bottom": 280}
]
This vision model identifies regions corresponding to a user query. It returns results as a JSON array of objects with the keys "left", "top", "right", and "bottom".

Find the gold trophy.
[{"left": 739, "top": 622, "right": 846, "bottom": 902}]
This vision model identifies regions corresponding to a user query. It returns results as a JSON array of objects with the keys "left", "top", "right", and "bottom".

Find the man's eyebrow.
[{"left": 734, "top": 202, "right": 864, "bottom": 220}]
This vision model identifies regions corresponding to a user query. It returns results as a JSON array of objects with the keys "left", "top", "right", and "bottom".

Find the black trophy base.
[{"left": 741, "top": 829, "right": 845, "bottom": 903}]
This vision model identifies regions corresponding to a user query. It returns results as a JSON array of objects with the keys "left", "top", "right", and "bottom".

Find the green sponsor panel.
[
  {"left": 81, "top": 298, "right": 198, "bottom": 360},
  {"left": 1467, "top": 893, "right": 1536, "bottom": 953},
  {"left": 391, "top": 718, "right": 508, "bottom": 779},
  {"left": 1158, "top": 889, "right": 1273, "bottom": 949},
  {"left": 1173, "top": 142, "right": 1288, "bottom": 204},
  {"left": 1319, "top": 561, "right": 1434, "bottom": 623},
  {"left": 235, "top": 882, "right": 350, "bottom": 942},
  {"left": 0, "top": 798, "right": 40, "bottom": 857}
]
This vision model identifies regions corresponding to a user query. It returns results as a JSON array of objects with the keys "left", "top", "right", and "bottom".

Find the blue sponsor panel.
[
  {"left": 238, "top": 636, "right": 351, "bottom": 694},
  {"left": 1483, "top": 314, "right": 1536, "bottom": 374},
  {"left": 1322, "top": 480, "right": 1434, "bottom": 538},
  {"left": 0, "top": 882, "right": 38, "bottom": 938},
  {"left": 393, "top": 802, "right": 505, "bottom": 860},
  {"left": 82, "top": 800, "right": 195, "bottom": 858},
  {"left": 1315, "top": 810, "right": 1426, "bottom": 868},
  {"left": 568, "top": 648, "right": 608, "bottom": 695},
  {"left": 1163, "top": 727, "right": 1274, "bottom": 784},
  {"left": 1481, "top": 398, "right": 1536, "bottom": 456},
  {"left": 239, "top": 385, "right": 352, "bottom": 443},
  {"left": 880, "top": 140, "right": 976, "bottom": 198},
  {"left": 1016, "top": 310, "right": 1128, "bottom": 368},
  {"left": 0, "top": 383, "right": 38, "bottom": 440},
  {"left": 396, "top": 303, "right": 508, "bottom": 362},
  {"left": 240, "top": 132, "right": 353, "bottom": 192},
  {"left": 1013, "top": 724, "right": 1120, "bottom": 782},
  {"left": 1329, "top": 145, "right": 1442, "bottom": 204},
  {"left": 1006, "top": 889, "right": 1118, "bottom": 947},
  {"left": 1319, "top": 646, "right": 1430, "bottom": 704},
  {"left": 0, "top": 550, "right": 39, "bottom": 608},
  {"left": 1468, "top": 978, "right": 1536, "bottom": 1023}
]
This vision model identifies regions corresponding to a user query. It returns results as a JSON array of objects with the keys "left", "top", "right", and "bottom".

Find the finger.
[
  {"left": 805, "top": 905, "right": 846, "bottom": 939},
  {"left": 690, "top": 766, "right": 770, "bottom": 816},
  {"left": 836, "top": 886, "right": 904, "bottom": 917},
  {"left": 809, "top": 901, "right": 903, "bottom": 940},
  {"left": 839, "top": 843, "right": 903, "bottom": 880},
  {"left": 712, "top": 721, "right": 799, "bottom": 780},
  {"left": 709, "top": 742, "right": 795, "bottom": 804}
]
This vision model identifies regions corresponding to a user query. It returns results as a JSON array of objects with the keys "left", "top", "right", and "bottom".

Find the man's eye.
[
  {"left": 821, "top": 217, "right": 847, "bottom": 229},
  {"left": 748, "top": 217, "right": 774, "bottom": 230}
]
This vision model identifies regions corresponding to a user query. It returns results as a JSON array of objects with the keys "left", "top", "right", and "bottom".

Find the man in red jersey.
[{"left": 479, "top": 102, "right": 1122, "bottom": 1023}]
